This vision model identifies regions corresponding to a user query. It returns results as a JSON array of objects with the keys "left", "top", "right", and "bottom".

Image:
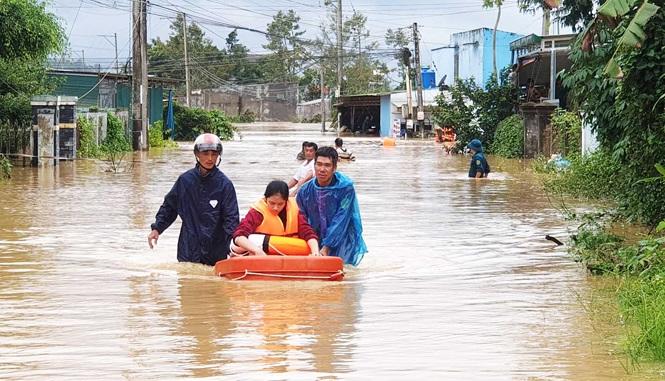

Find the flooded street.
[{"left": 1, "top": 122, "right": 662, "bottom": 379}]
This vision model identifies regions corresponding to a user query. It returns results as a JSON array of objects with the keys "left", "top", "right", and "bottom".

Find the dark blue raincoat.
[
  {"left": 151, "top": 165, "right": 239, "bottom": 266},
  {"left": 297, "top": 172, "right": 367, "bottom": 266}
]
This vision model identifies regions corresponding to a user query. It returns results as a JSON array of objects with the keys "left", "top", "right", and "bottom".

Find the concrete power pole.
[
  {"left": 320, "top": 64, "right": 326, "bottom": 133},
  {"left": 336, "top": 0, "right": 342, "bottom": 134},
  {"left": 114, "top": 33, "right": 119, "bottom": 74},
  {"left": 413, "top": 22, "right": 425, "bottom": 138},
  {"left": 183, "top": 13, "right": 191, "bottom": 107},
  {"left": 132, "top": 0, "right": 148, "bottom": 151}
]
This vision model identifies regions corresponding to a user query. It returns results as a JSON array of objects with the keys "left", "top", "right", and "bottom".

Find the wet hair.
[
  {"left": 334, "top": 138, "right": 343, "bottom": 147},
  {"left": 301, "top": 141, "right": 309, "bottom": 150},
  {"left": 303, "top": 141, "right": 318, "bottom": 151},
  {"left": 315, "top": 146, "right": 338, "bottom": 167},
  {"left": 264, "top": 180, "right": 289, "bottom": 200}
]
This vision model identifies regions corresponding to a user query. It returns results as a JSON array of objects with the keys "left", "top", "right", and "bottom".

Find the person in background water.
[
  {"left": 288, "top": 141, "right": 318, "bottom": 196},
  {"left": 147, "top": 133, "right": 239, "bottom": 266},
  {"left": 467, "top": 139, "right": 490, "bottom": 178},
  {"left": 297, "top": 147, "right": 367, "bottom": 266},
  {"left": 334, "top": 137, "right": 355, "bottom": 161},
  {"left": 296, "top": 141, "right": 308, "bottom": 161},
  {"left": 231, "top": 180, "right": 320, "bottom": 256}
]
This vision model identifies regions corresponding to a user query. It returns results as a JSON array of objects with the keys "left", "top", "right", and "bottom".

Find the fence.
[{"left": 0, "top": 120, "right": 31, "bottom": 155}]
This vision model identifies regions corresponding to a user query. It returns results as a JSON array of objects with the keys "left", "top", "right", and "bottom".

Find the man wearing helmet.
[{"left": 147, "top": 133, "right": 239, "bottom": 266}]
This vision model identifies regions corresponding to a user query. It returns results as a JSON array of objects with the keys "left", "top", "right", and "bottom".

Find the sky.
[{"left": 47, "top": 0, "right": 565, "bottom": 76}]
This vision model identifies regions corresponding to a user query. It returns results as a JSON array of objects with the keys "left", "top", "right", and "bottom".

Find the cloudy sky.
[{"left": 47, "top": 0, "right": 563, "bottom": 74}]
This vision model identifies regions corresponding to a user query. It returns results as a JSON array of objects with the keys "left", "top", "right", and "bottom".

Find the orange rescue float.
[{"left": 214, "top": 256, "right": 345, "bottom": 281}]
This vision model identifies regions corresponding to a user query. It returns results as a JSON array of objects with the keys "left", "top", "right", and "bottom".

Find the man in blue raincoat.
[
  {"left": 297, "top": 146, "right": 367, "bottom": 266},
  {"left": 148, "top": 133, "right": 239, "bottom": 266}
]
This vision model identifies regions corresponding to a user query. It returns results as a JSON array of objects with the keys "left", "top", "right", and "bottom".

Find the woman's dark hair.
[
  {"left": 334, "top": 138, "right": 343, "bottom": 147},
  {"left": 315, "top": 146, "right": 338, "bottom": 167},
  {"left": 264, "top": 180, "right": 289, "bottom": 200}
]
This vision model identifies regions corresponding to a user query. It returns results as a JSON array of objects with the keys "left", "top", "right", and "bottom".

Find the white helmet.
[{"left": 193, "top": 133, "right": 223, "bottom": 155}]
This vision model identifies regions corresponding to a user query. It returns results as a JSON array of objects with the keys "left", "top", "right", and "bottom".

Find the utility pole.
[
  {"left": 320, "top": 64, "right": 326, "bottom": 133},
  {"left": 114, "top": 33, "right": 119, "bottom": 74},
  {"left": 183, "top": 12, "right": 191, "bottom": 107},
  {"left": 413, "top": 22, "right": 424, "bottom": 138},
  {"left": 336, "top": 0, "right": 342, "bottom": 134},
  {"left": 132, "top": 0, "right": 148, "bottom": 151}
]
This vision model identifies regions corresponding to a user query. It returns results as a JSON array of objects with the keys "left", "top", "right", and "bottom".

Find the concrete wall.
[
  {"left": 186, "top": 83, "right": 299, "bottom": 122},
  {"left": 520, "top": 103, "right": 557, "bottom": 158},
  {"left": 296, "top": 98, "right": 331, "bottom": 121}
]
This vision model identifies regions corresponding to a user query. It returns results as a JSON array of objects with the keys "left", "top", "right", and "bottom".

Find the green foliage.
[
  {"left": 619, "top": 277, "right": 665, "bottom": 364},
  {"left": 77, "top": 117, "right": 99, "bottom": 158},
  {"left": 148, "top": 16, "right": 260, "bottom": 92},
  {"left": 0, "top": 154, "right": 11, "bottom": 179},
  {"left": 492, "top": 114, "right": 524, "bottom": 158},
  {"left": 148, "top": 121, "right": 177, "bottom": 149},
  {"left": 262, "top": 10, "right": 306, "bottom": 82},
  {"left": 537, "top": 148, "right": 624, "bottom": 201},
  {"left": 171, "top": 103, "right": 236, "bottom": 141},
  {"left": 561, "top": 3, "right": 665, "bottom": 228},
  {"left": 433, "top": 70, "right": 517, "bottom": 150},
  {"left": 0, "top": 0, "right": 65, "bottom": 61},
  {"left": 0, "top": 0, "right": 64, "bottom": 152},
  {"left": 101, "top": 112, "right": 130, "bottom": 154},
  {"left": 550, "top": 108, "right": 582, "bottom": 156},
  {"left": 229, "top": 109, "right": 256, "bottom": 123}
]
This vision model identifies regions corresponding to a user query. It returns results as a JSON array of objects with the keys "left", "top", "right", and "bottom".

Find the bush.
[
  {"left": 101, "top": 112, "right": 130, "bottom": 153},
  {"left": 536, "top": 148, "right": 624, "bottom": 202},
  {"left": 77, "top": 117, "right": 99, "bottom": 158},
  {"left": 148, "top": 120, "right": 177, "bottom": 148},
  {"left": 0, "top": 154, "right": 11, "bottom": 179},
  {"left": 100, "top": 112, "right": 131, "bottom": 173},
  {"left": 492, "top": 114, "right": 523, "bottom": 158},
  {"left": 230, "top": 109, "right": 256, "bottom": 123},
  {"left": 170, "top": 103, "right": 236, "bottom": 141},
  {"left": 551, "top": 108, "right": 581, "bottom": 157}
]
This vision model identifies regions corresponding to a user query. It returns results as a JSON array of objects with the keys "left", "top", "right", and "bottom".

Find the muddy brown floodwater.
[{"left": 1, "top": 122, "right": 663, "bottom": 380}]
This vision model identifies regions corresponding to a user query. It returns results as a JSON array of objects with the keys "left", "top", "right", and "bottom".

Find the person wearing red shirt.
[{"left": 231, "top": 180, "right": 320, "bottom": 256}]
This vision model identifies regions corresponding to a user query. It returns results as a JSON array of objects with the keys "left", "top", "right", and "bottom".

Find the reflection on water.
[{"left": 1, "top": 122, "right": 664, "bottom": 379}]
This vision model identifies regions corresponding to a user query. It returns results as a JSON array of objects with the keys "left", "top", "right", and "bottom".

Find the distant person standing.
[
  {"left": 467, "top": 139, "right": 490, "bottom": 178},
  {"left": 147, "top": 133, "right": 239, "bottom": 265},
  {"left": 334, "top": 138, "right": 355, "bottom": 161},
  {"left": 297, "top": 147, "right": 367, "bottom": 266},
  {"left": 288, "top": 141, "right": 318, "bottom": 195}
]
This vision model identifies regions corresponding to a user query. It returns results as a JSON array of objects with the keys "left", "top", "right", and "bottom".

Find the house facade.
[{"left": 431, "top": 28, "right": 523, "bottom": 88}]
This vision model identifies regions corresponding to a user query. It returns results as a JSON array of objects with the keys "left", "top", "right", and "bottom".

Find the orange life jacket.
[{"left": 252, "top": 197, "right": 299, "bottom": 236}]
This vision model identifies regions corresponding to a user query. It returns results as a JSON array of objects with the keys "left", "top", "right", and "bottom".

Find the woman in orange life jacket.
[{"left": 230, "top": 180, "right": 321, "bottom": 256}]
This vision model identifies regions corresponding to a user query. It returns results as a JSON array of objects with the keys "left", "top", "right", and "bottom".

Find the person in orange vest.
[{"left": 231, "top": 180, "right": 321, "bottom": 256}]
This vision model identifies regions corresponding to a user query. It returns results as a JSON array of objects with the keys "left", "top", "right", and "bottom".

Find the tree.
[
  {"left": 0, "top": 0, "right": 64, "bottom": 151},
  {"left": 148, "top": 15, "right": 227, "bottom": 90},
  {"left": 482, "top": 0, "right": 504, "bottom": 79},
  {"left": 580, "top": 0, "right": 660, "bottom": 78},
  {"left": 385, "top": 28, "right": 412, "bottom": 90},
  {"left": 262, "top": 10, "right": 307, "bottom": 82},
  {"left": 561, "top": 0, "right": 665, "bottom": 226}
]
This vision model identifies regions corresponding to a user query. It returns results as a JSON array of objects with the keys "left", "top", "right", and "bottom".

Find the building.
[
  {"left": 334, "top": 89, "right": 444, "bottom": 138},
  {"left": 509, "top": 33, "right": 576, "bottom": 158},
  {"left": 48, "top": 69, "right": 177, "bottom": 125},
  {"left": 431, "top": 28, "right": 523, "bottom": 88}
]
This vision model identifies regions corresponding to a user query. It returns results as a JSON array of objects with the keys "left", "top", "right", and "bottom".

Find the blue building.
[{"left": 430, "top": 28, "right": 523, "bottom": 88}]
